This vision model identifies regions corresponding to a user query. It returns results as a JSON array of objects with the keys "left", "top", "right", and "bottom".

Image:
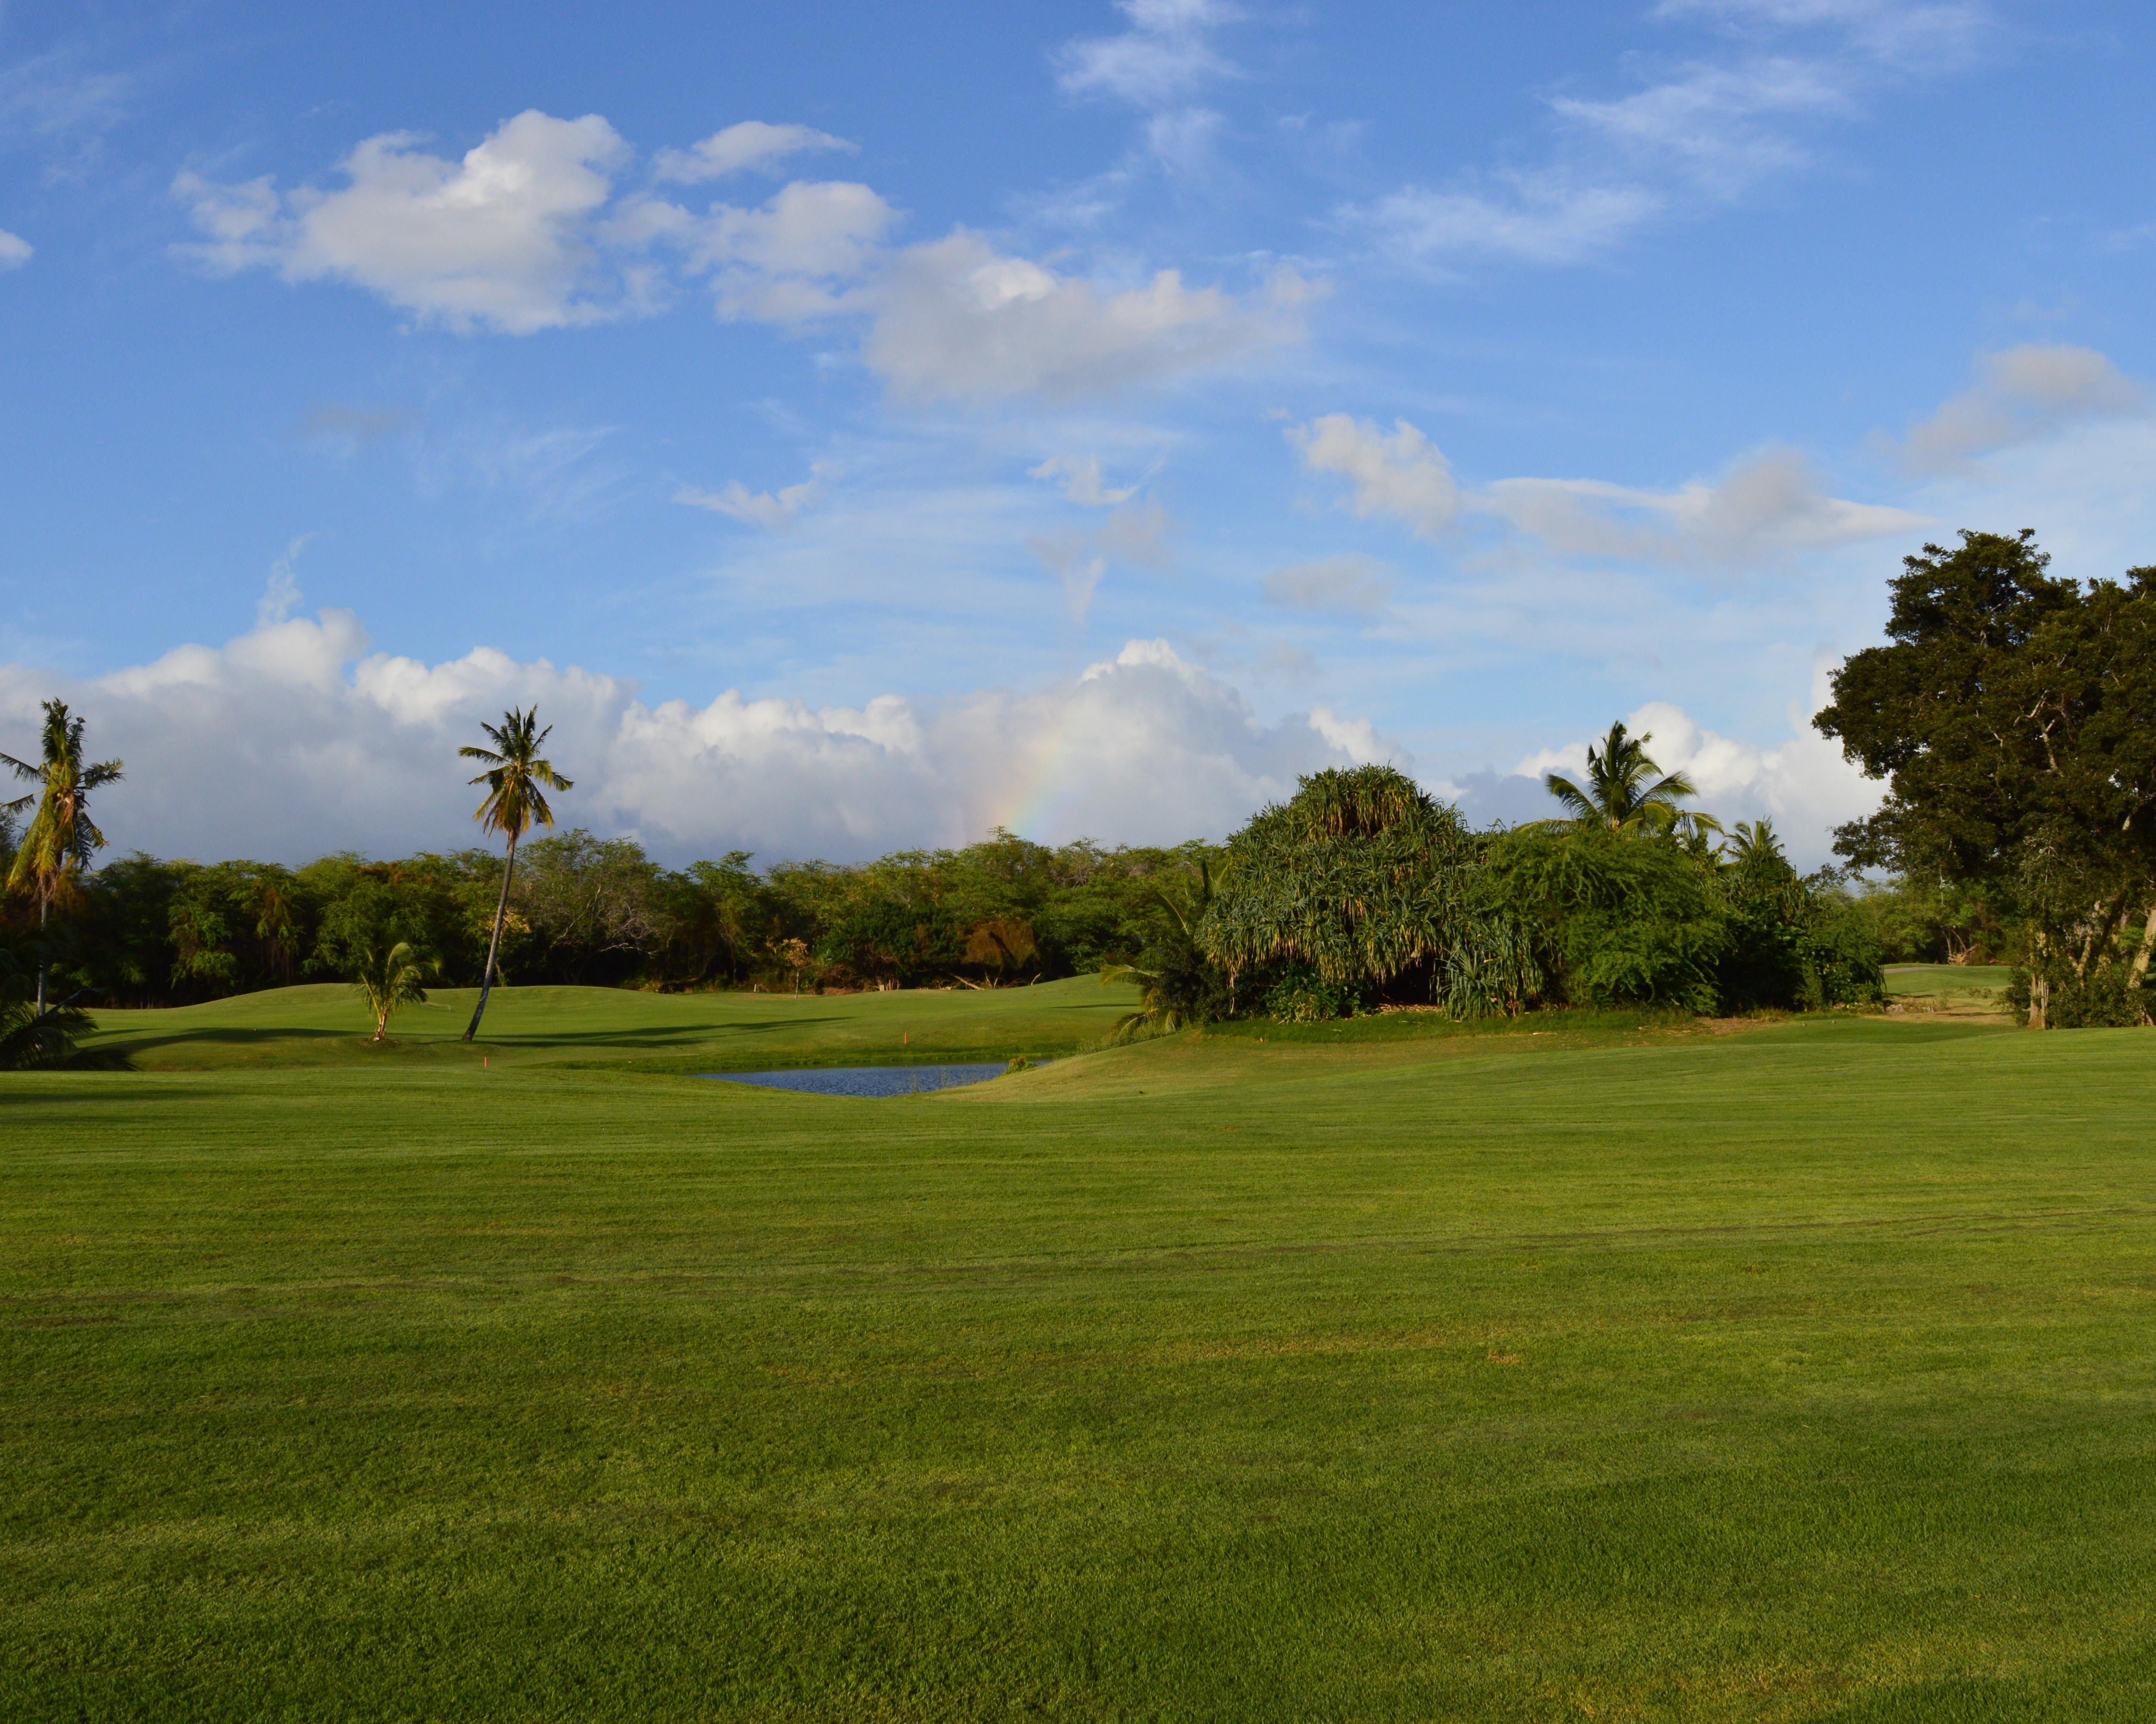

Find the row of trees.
[
  {"left": 1108, "top": 746, "right": 1885, "bottom": 1038},
  {"left": 2, "top": 825, "right": 1220, "bottom": 1012},
  {"left": 4, "top": 527, "right": 2149, "bottom": 1049}
]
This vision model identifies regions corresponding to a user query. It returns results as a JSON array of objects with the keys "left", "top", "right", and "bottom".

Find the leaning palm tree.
[
  {"left": 1541, "top": 721, "right": 1713, "bottom": 837},
  {"left": 459, "top": 707, "right": 572, "bottom": 1041},
  {"left": 3, "top": 700, "right": 124, "bottom": 1014},
  {"left": 353, "top": 940, "right": 434, "bottom": 1043}
]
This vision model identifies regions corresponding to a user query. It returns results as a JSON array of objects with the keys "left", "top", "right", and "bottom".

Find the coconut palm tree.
[
  {"left": 459, "top": 707, "right": 572, "bottom": 1042},
  {"left": 353, "top": 940, "right": 434, "bottom": 1043},
  {"left": 1541, "top": 721, "right": 1716, "bottom": 838},
  {"left": 2, "top": 700, "right": 123, "bottom": 1014}
]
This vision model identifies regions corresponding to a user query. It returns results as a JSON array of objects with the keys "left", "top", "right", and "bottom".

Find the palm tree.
[
  {"left": 1100, "top": 860, "right": 1219, "bottom": 1041},
  {"left": 459, "top": 707, "right": 572, "bottom": 1041},
  {"left": 353, "top": 940, "right": 434, "bottom": 1043},
  {"left": 1541, "top": 721, "right": 1716, "bottom": 838},
  {"left": 2, "top": 700, "right": 124, "bottom": 1014}
]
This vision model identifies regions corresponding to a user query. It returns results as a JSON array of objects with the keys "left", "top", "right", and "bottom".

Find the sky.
[{"left": 3, "top": 0, "right": 2153, "bottom": 868}]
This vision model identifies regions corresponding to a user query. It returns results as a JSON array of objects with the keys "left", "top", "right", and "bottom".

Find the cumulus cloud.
[
  {"left": 1496, "top": 678, "right": 1882, "bottom": 867},
  {"left": 670, "top": 178, "right": 900, "bottom": 320},
  {"left": 170, "top": 106, "right": 1306, "bottom": 400},
  {"left": 674, "top": 464, "right": 828, "bottom": 531},
  {"left": 1288, "top": 415, "right": 1461, "bottom": 538},
  {"left": 1264, "top": 556, "right": 1393, "bottom": 617},
  {"left": 1030, "top": 453, "right": 1138, "bottom": 506},
  {"left": 652, "top": 120, "right": 853, "bottom": 183},
  {"left": 1054, "top": 0, "right": 1238, "bottom": 106},
  {"left": 0, "top": 228, "right": 30, "bottom": 270},
  {"left": 173, "top": 111, "right": 634, "bottom": 333},
  {"left": 0, "top": 616, "right": 1373, "bottom": 863},
  {"left": 1289, "top": 415, "right": 1925, "bottom": 565},
  {"left": 1896, "top": 344, "right": 2148, "bottom": 476}
]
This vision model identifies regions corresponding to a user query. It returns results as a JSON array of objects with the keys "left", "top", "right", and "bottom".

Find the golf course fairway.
[{"left": 6, "top": 981, "right": 2154, "bottom": 1720}]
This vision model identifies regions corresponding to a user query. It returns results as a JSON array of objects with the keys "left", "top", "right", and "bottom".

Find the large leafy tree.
[
  {"left": 1816, "top": 531, "right": 2156, "bottom": 1026},
  {"left": 459, "top": 708, "right": 572, "bottom": 1041},
  {"left": 2, "top": 699, "right": 124, "bottom": 1013},
  {"left": 1542, "top": 721, "right": 1714, "bottom": 837}
]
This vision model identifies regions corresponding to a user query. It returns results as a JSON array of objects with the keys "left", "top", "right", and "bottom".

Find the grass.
[
  {"left": 8, "top": 985, "right": 2156, "bottom": 1719},
  {"left": 80, "top": 974, "right": 1142, "bottom": 1072},
  {"left": 1882, "top": 965, "right": 2014, "bottom": 1021}
]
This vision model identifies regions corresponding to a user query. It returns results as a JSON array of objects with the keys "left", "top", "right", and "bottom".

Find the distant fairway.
[
  {"left": 9, "top": 988, "right": 2156, "bottom": 1719},
  {"left": 1882, "top": 964, "right": 2014, "bottom": 1021},
  {"left": 80, "top": 974, "right": 1144, "bottom": 1072}
]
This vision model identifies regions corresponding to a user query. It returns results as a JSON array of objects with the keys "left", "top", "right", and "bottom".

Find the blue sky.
[{"left": 4, "top": 0, "right": 2153, "bottom": 865}]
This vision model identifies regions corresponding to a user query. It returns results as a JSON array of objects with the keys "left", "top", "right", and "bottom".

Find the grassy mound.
[{"left": 79, "top": 975, "right": 1146, "bottom": 1072}]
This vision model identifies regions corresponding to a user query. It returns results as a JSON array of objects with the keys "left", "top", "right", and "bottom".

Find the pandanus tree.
[
  {"left": 2, "top": 699, "right": 124, "bottom": 1014},
  {"left": 459, "top": 708, "right": 571, "bottom": 1041},
  {"left": 1201, "top": 764, "right": 1540, "bottom": 1018},
  {"left": 1542, "top": 721, "right": 1716, "bottom": 838}
]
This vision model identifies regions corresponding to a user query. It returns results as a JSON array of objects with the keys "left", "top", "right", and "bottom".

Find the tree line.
[{"left": 3, "top": 527, "right": 2151, "bottom": 1054}]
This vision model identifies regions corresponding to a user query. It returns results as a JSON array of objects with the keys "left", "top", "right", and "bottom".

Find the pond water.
[{"left": 699, "top": 1062, "right": 1031, "bottom": 1098}]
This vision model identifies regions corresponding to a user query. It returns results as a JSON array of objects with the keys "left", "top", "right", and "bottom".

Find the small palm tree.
[
  {"left": 353, "top": 940, "right": 434, "bottom": 1043},
  {"left": 2, "top": 700, "right": 124, "bottom": 1013},
  {"left": 1542, "top": 721, "right": 1716, "bottom": 837},
  {"left": 1100, "top": 861, "right": 1218, "bottom": 1041},
  {"left": 459, "top": 708, "right": 572, "bottom": 1041}
]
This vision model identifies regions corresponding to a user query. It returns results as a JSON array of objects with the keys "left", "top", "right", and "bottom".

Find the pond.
[{"left": 698, "top": 1062, "right": 1035, "bottom": 1098}]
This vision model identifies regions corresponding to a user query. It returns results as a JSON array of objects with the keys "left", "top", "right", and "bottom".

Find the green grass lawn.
[
  {"left": 80, "top": 974, "right": 1142, "bottom": 1072},
  {"left": 9, "top": 987, "right": 2156, "bottom": 1720},
  {"left": 1881, "top": 965, "right": 2013, "bottom": 1021}
]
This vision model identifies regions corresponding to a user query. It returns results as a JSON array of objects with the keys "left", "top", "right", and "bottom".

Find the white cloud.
[
  {"left": 1501, "top": 675, "right": 1882, "bottom": 866},
  {"left": 0, "top": 46, "right": 130, "bottom": 182},
  {"left": 0, "top": 228, "right": 29, "bottom": 269},
  {"left": 1897, "top": 344, "right": 2148, "bottom": 476},
  {"left": 1264, "top": 556, "right": 1393, "bottom": 617},
  {"left": 1365, "top": 177, "right": 1664, "bottom": 268},
  {"left": 861, "top": 233, "right": 1306, "bottom": 403},
  {"left": 1026, "top": 497, "right": 1173, "bottom": 619},
  {"left": 1030, "top": 454, "right": 1139, "bottom": 507},
  {"left": 168, "top": 108, "right": 1304, "bottom": 402},
  {"left": 1290, "top": 416, "right": 1925, "bottom": 565},
  {"left": 1355, "top": 2, "right": 1984, "bottom": 268},
  {"left": 674, "top": 465, "right": 828, "bottom": 531},
  {"left": 1054, "top": 0, "right": 1238, "bottom": 106},
  {"left": 1481, "top": 449, "right": 1929, "bottom": 564},
  {"left": 0, "top": 614, "right": 1375, "bottom": 863},
  {"left": 1656, "top": 0, "right": 1990, "bottom": 63},
  {"left": 174, "top": 111, "right": 634, "bottom": 333},
  {"left": 258, "top": 536, "right": 313, "bottom": 626},
  {"left": 1027, "top": 537, "right": 1110, "bottom": 621},
  {"left": 673, "top": 178, "right": 900, "bottom": 319},
  {"left": 1288, "top": 415, "right": 1461, "bottom": 538},
  {"left": 652, "top": 121, "right": 853, "bottom": 183}
]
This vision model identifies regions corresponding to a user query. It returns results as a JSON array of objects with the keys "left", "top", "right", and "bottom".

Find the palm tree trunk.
[
  {"left": 34, "top": 893, "right": 47, "bottom": 1015},
  {"left": 463, "top": 833, "right": 518, "bottom": 1042}
]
